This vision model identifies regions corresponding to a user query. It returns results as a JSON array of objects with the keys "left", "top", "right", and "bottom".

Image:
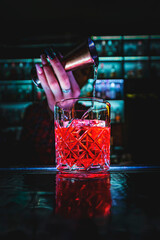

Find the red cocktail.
[
  {"left": 54, "top": 97, "right": 111, "bottom": 173},
  {"left": 55, "top": 119, "right": 110, "bottom": 171}
]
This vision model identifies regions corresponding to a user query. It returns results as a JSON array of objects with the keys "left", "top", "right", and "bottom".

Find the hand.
[{"left": 35, "top": 49, "right": 80, "bottom": 112}]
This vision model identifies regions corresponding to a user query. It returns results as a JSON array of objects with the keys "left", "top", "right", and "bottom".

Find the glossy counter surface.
[{"left": 0, "top": 166, "right": 160, "bottom": 240}]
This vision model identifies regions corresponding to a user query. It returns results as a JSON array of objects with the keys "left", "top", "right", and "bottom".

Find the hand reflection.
[{"left": 55, "top": 173, "right": 112, "bottom": 219}]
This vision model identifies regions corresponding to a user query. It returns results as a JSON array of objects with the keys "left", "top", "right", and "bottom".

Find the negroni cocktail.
[
  {"left": 54, "top": 97, "right": 111, "bottom": 173},
  {"left": 55, "top": 119, "right": 110, "bottom": 171}
]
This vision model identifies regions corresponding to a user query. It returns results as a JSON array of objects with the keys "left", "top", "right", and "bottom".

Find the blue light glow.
[{"left": 0, "top": 166, "right": 160, "bottom": 172}]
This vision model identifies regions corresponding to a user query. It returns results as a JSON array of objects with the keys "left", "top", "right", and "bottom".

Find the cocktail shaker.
[{"left": 31, "top": 37, "right": 99, "bottom": 88}]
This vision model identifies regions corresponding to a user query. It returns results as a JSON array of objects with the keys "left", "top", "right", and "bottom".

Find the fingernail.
[
  {"left": 40, "top": 54, "right": 48, "bottom": 65},
  {"left": 35, "top": 64, "right": 43, "bottom": 74},
  {"left": 56, "top": 51, "right": 63, "bottom": 60},
  {"left": 44, "top": 48, "right": 56, "bottom": 60}
]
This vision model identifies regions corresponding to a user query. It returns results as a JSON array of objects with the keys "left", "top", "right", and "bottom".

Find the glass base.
[{"left": 56, "top": 164, "right": 110, "bottom": 178}]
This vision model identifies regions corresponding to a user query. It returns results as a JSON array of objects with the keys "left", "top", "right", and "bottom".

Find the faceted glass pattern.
[{"left": 54, "top": 98, "right": 111, "bottom": 173}]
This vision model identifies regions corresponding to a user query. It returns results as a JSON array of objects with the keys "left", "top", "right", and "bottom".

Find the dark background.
[{"left": 1, "top": 0, "right": 160, "bottom": 44}]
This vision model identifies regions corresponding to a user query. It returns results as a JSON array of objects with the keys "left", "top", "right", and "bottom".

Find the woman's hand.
[{"left": 35, "top": 48, "right": 80, "bottom": 112}]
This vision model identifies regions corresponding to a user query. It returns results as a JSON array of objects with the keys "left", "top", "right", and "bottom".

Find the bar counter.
[{"left": 0, "top": 166, "right": 160, "bottom": 240}]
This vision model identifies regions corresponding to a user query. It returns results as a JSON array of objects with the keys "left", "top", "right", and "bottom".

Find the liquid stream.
[{"left": 81, "top": 66, "right": 98, "bottom": 120}]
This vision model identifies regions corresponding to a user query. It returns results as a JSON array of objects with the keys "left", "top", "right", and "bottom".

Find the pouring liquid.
[
  {"left": 80, "top": 66, "right": 98, "bottom": 120},
  {"left": 92, "top": 66, "right": 98, "bottom": 98}
]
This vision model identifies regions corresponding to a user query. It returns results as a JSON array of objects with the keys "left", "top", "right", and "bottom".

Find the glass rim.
[{"left": 55, "top": 97, "right": 111, "bottom": 107}]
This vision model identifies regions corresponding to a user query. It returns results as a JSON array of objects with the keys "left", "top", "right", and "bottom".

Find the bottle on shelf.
[
  {"left": 110, "top": 65, "right": 117, "bottom": 78},
  {"left": 10, "top": 62, "right": 18, "bottom": 80},
  {"left": 114, "top": 41, "right": 120, "bottom": 56},
  {"left": 80, "top": 79, "right": 94, "bottom": 97},
  {"left": 136, "top": 61, "right": 143, "bottom": 78},
  {"left": 3, "top": 63, "right": 10, "bottom": 80},
  {"left": 101, "top": 80, "right": 107, "bottom": 99},
  {"left": 105, "top": 80, "right": 110, "bottom": 99},
  {"left": 18, "top": 62, "right": 25, "bottom": 80},
  {"left": 95, "top": 42, "right": 101, "bottom": 54},
  {"left": 25, "top": 85, "right": 32, "bottom": 101},
  {"left": 0, "top": 63, "right": 3, "bottom": 80},
  {"left": 137, "top": 40, "right": 143, "bottom": 55},
  {"left": 125, "top": 42, "right": 136, "bottom": 56},
  {"left": 86, "top": 79, "right": 94, "bottom": 97},
  {"left": 101, "top": 40, "right": 107, "bottom": 56},
  {"left": 115, "top": 83, "right": 122, "bottom": 99},
  {"left": 115, "top": 108, "right": 121, "bottom": 123},
  {"left": 111, "top": 109, "right": 116, "bottom": 123},
  {"left": 106, "top": 40, "right": 114, "bottom": 56},
  {"left": 95, "top": 80, "right": 102, "bottom": 98},
  {"left": 109, "top": 82, "right": 116, "bottom": 99},
  {"left": 24, "top": 62, "right": 32, "bottom": 80},
  {"left": 98, "top": 63, "right": 106, "bottom": 78},
  {"left": 127, "top": 70, "right": 135, "bottom": 78}
]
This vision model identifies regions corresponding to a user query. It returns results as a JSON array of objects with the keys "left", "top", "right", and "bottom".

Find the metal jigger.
[{"left": 31, "top": 37, "right": 99, "bottom": 88}]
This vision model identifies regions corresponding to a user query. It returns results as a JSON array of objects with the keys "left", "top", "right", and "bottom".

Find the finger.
[
  {"left": 44, "top": 48, "right": 71, "bottom": 91},
  {"left": 40, "top": 54, "right": 63, "bottom": 101},
  {"left": 40, "top": 53, "right": 49, "bottom": 66},
  {"left": 35, "top": 64, "right": 55, "bottom": 111},
  {"left": 67, "top": 71, "right": 81, "bottom": 98}
]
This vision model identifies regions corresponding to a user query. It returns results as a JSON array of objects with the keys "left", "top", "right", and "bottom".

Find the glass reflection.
[{"left": 55, "top": 173, "right": 111, "bottom": 219}]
